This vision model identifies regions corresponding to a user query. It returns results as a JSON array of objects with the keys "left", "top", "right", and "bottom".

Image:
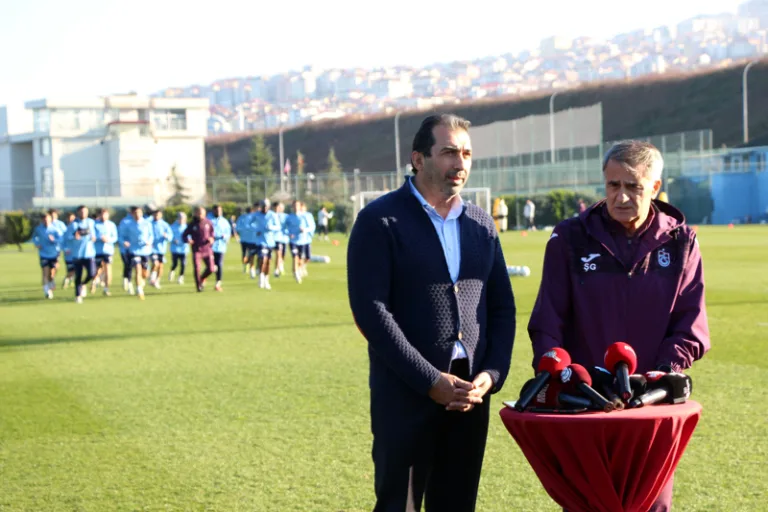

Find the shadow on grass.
[
  {"left": 0, "top": 322, "right": 354, "bottom": 349},
  {"left": 0, "top": 288, "right": 202, "bottom": 305}
]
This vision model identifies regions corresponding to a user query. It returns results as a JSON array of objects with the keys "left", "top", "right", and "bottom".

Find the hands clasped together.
[{"left": 428, "top": 371, "right": 493, "bottom": 412}]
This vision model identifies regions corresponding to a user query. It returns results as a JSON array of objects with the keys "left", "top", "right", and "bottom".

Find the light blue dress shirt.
[{"left": 408, "top": 178, "right": 468, "bottom": 360}]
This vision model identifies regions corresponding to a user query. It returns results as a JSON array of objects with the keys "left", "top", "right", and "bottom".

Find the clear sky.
[{"left": 0, "top": 0, "right": 744, "bottom": 106}]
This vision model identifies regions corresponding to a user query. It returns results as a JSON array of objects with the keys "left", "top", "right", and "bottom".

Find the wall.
[
  {"left": 711, "top": 171, "right": 762, "bottom": 223},
  {"left": 0, "top": 143, "right": 11, "bottom": 210},
  {"left": 10, "top": 143, "right": 34, "bottom": 209},
  {"left": 151, "top": 138, "right": 206, "bottom": 204}
]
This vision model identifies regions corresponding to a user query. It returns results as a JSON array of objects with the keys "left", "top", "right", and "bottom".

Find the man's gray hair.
[{"left": 602, "top": 140, "right": 664, "bottom": 181}]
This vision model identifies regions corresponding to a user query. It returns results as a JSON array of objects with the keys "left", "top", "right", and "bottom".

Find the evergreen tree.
[
  {"left": 325, "top": 147, "right": 344, "bottom": 201},
  {"left": 249, "top": 134, "right": 274, "bottom": 179},
  {"left": 167, "top": 165, "right": 190, "bottom": 206}
]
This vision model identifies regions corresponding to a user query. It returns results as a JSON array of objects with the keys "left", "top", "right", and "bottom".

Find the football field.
[{"left": 1, "top": 226, "right": 766, "bottom": 511}]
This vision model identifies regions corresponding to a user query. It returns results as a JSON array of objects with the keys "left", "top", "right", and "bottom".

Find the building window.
[
  {"left": 34, "top": 110, "right": 50, "bottom": 132},
  {"left": 40, "top": 138, "right": 51, "bottom": 156},
  {"left": 42, "top": 167, "right": 53, "bottom": 196},
  {"left": 152, "top": 109, "right": 187, "bottom": 131}
]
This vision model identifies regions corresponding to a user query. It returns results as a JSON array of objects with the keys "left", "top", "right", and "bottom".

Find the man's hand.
[
  {"left": 74, "top": 232, "right": 81, "bottom": 240},
  {"left": 429, "top": 373, "right": 481, "bottom": 410},
  {"left": 101, "top": 236, "right": 108, "bottom": 242},
  {"left": 48, "top": 235, "right": 55, "bottom": 242},
  {"left": 445, "top": 372, "right": 494, "bottom": 412},
  {"left": 123, "top": 241, "right": 130, "bottom": 248}
]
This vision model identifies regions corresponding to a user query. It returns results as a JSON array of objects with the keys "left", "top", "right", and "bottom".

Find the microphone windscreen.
[
  {"left": 589, "top": 366, "right": 615, "bottom": 387},
  {"left": 659, "top": 373, "right": 693, "bottom": 403},
  {"left": 604, "top": 342, "right": 638, "bottom": 374},
  {"left": 562, "top": 364, "right": 592, "bottom": 387},
  {"left": 519, "top": 377, "right": 536, "bottom": 398},
  {"left": 629, "top": 374, "right": 648, "bottom": 396},
  {"left": 538, "top": 347, "right": 572, "bottom": 375},
  {"left": 644, "top": 371, "right": 667, "bottom": 383},
  {"left": 534, "top": 380, "right": 563, "bottom": 407}
]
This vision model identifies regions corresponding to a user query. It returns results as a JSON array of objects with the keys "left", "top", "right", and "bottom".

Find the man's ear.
[
  {"left": 652, "top": 179, "right": 662, "bottom": 198},
  {"left": 411, "top": 151, "right": 424, "bottom": 173}
]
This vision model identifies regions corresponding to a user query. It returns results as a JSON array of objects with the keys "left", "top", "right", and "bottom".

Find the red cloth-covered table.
[{"left": 499, "top": 401, "right": 702, "bottom": 512}]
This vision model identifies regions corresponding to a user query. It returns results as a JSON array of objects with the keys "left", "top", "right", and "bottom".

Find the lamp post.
[
  {"left": 743, "top": 60, "right": 759, "bottom": 144},
  {"left": 549, "top": 91, "right": 560, "bottom": 163}
]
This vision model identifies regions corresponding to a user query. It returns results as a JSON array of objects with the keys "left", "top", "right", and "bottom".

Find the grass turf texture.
[{"left": 0, "top": 226, "right": 766, "bottom": 511}]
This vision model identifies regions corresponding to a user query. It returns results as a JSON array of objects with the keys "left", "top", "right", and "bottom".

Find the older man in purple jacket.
[{"left": 528, "top": 140, "right": 710, "bottom": 512}]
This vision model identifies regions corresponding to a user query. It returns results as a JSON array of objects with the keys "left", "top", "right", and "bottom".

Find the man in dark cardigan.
[{"left": 347, "top": 114, "right": 517, "bottom": 512}]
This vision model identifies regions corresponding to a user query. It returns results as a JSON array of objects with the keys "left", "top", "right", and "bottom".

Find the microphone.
[
  {"left": 557, "top": 392, "right": 593, "bottom": 409},
  {"left": 604, "top": 342, "right": 638, "bottom": 401},
  {"left": 629, "top": 374, "right": 648, "bottom": 399},
  {"left": 589, "top": 366, "right": 624, "bottom": 410},
  {"left": 515, "top": 348, "right": 572, "bottom": 412},
  {"left": 561, "top": 364, "right": 615, "bottom": 412},
  {"left": 533, "top": 379, "right": 563, "bottom": 408},
  {"left": 629, "top": 373, "right": 693, "bottom": 408}
]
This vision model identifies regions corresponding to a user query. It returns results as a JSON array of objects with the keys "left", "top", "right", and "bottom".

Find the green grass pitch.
[{"left": 1, "top": 226, "right": 766, "bottom": 511}]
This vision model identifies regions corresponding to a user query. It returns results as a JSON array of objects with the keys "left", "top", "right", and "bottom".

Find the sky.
[{"left": 0, "top": 0, "right": 746, "bottom": 106}]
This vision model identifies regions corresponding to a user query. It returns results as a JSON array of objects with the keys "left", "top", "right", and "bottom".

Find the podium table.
[{"left": 499, "top": 401, "right": 701, "bottom": 512}]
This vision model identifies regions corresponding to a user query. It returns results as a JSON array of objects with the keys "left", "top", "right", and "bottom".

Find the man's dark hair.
[
  {"left": 213, "top": 204, "right": 220, "bottom": 210},
  {"left": 410, "top": 114, "right": 471, "bottom": 174},
  {"left": 48, "top": 208, "right": 58, "bottom": 215}
]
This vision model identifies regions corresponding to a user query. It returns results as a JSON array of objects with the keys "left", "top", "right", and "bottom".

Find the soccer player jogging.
[
  {"left": 237, "top": 205, "right": 257, "bottom": 276},
  {"left": 32, "top": 212, "right": 62, "bottom": 299},
  {"left": 48, "top": 209, "right": 67, "bottom": 289},
  {"left": 299, "top": 202, "right": 316, "bottom": 277},
  {"left": 169, "top": 212, "right": 189, "bottom": 284},
  {"left": 252, "top": 199, "right": 280, "bottom": 290},
  {"left": 62, "top": 212, "right": 77, "bottom": 289},
  {"left": 124, "top": 207, "right": 154, "bottom": 300},
  {"left": 285, "top": 200, "right": 308, "bottom": 283},
  {"left": 117, "top": 211, "right": 135, "bottom": 294},
  {"left": 92, "top": 209, "right": 118, "bottom": 296},
  {"left": 211, "top": 204, "right": 232, "bottom": 292},
  {"left": 272, "top": 202, "right": 289, "bottom": 277},
  {"left": 149, "top": 210, "right": 173, "bottom": 289},
  {"left": 65, "top": 205, "right": 97, "bottom": 303},
  {"left": 183, "top": 206, "right": 216, "bottom": 292}
]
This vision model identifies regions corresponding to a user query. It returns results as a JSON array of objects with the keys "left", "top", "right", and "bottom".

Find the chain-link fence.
[{"left": 4, "top": 130, "right": 766, "bottom": 226}]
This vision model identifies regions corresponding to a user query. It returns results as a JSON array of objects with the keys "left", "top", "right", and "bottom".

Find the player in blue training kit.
[
  {"left": 237, "top": 205, "right": 257, "bottom": 275},
  {"left": 210, "top": 204, "right": 232, "bottom": 292},
  {"left": 285, "top": 200, "right": 307, "bottom": 283},
  {"left": 123, "top": 206, "right": 154, "bottom": 300},
  {"left": 32, "top": 212, "right": 63, "bottom": 299},
  {"left": 61, "top": 212, "right": 77, "bottom": 289},
  {"left": 169, "top": 211, "right": 189, "bottom": 285},
  {"left": 48, "top": 209, "right": 68, "bottom": 290},
  {"left": 252, "top": 199, "right": 280, "bottom": 290},
  {"left": 92, "top": 209, "right": 118, "bottom": 296},
  {"left": 117, "top": 210, "right": 135, "bottom": 293},
  {"left": 149, "top": 209, "right": 173, "bottom": 289},
  {"left": 272, "top": 202, "right": 289, "bottom": 278},
  {"left": 65, "top": 205, "right": 97, "bottom": 303},
  {"left": 302, "top": 202, "right": 316, "bottom": 273}
]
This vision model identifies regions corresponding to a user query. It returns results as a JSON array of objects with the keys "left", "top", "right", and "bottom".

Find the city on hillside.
[{"left": 154, "top": 1, "right": 768, "bottom": 135}]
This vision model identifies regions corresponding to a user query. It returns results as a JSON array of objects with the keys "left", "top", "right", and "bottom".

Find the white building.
[{"left": 0, "top": 95, "right": 209, "bottom": 211}]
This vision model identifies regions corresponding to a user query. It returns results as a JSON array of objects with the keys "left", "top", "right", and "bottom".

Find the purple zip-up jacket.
[
  {"left": 183, "top": 217, "right": 215, "bottom": 256},
  {"left": 528, "top": 199, "right": 710, "bottom": 374}
]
